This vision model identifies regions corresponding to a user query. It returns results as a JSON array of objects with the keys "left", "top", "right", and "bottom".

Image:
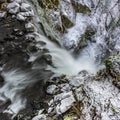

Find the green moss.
[
  {"left": 64, "top": 114, "right": 74, "bottom": 120},
  {"left": 72, "top": 2, "right": 91, "bottom": 13},
  {"left": 61, "top": 15, "right": 74, "bottom": 28},
  {"left": 39, "top": 0, "right": 59, "bottom": 9},
  {"left": 0, "top": 0, "right": 7, "bottom": 11}
]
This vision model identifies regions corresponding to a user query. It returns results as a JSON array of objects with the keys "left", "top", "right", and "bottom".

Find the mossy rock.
[
  {"left": 64, "top": 114, "right": 76, "bottom": 120},
  {"left": 72, "top": 2, "right": 91, "bottom": 14},
  {"left": 84, "top": 27, "right": 96, "bottom": 41},
  {"left": 61, "top": 15, "right": 74, "bottom": 29},
  {"left": 105, "top": 54, "right": 120, "bottom": 80},
  {"left": 0, "top": 0, "right": 8, "bottom": 11},
  {"left": 39, "top": 0, "right": 59, "bottom": 9}
]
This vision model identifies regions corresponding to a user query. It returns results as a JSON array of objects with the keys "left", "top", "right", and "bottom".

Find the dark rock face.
[
  {"left": 0, "top": 15, "right": 29, "bottom": 66},
  {"left": 0, "top": 11, "right": 53, "bottom": 120},
  {"left": 0, "top": 73, "right": 4, "bottom": 87},
  {"left": 0, "top": 113, "right": 11, "bottom": 120}
]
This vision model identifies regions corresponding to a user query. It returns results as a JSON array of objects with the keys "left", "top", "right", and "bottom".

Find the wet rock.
[
  {"left": 0, "top": 11, "right": 6, "bottom": 18},
  {"left": 25, "top": 22, "right": 35, "bottom": 32},
  {"left": 18, "top": 11, "right": 34, "bottom": 17},
  {"left": 14, "top": 0, "right": 23, "bottom": 4},
  {"left": 48, "top": 91, "right": 75, "bottom": 115},
  {"left": 63, "top": 40, "right": 76, "bottom": 50},
  {"left": 16, "top": 13, "right": 26, "bottom": 21},
  {"left": 32, "top": 114, "right": 47, "bottom": 120},
  {"left": 0, "top": 113, "right": 11, "bottom": 120},
  {"left": 40, "top": 0, "right": 59, "bottom": 9},
  {"left": 113, "top": 80, "right": 120, "bottom": 89},
  {"left": 59, "top": 83, "right": 71, "bottom": 92},
  {"left": 0, "top": 15, "right": 29, "bottom": 65},
  {"left": 56, "top": 94, "right": 75, "bottom": 114},
  {"left": 0, "top": 74, "right": 4, "bottom": 83},
  {"left": 0, "top": 0, "right": 6, "bottom": 4},
  {"left": 74, "top": 26, "right": 96, "bottom": 53},
  {"left": 20, "top": 3, "right": 31, "bottom": 12},
  {"left": 7, "top": 2, "right": 20, "bottom": 14},
  {"left": 72, "top": 2, "right": 91, "bottom": 13},
  {"left": 47, "top": 85, "right": 58, "bottom": 95}
]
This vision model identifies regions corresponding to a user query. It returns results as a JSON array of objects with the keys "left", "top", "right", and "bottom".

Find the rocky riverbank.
[{"left": 0, "top": 0, "right": 119, "bottom": 120}]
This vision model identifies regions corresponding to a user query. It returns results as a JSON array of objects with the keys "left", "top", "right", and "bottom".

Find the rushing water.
[
  {"left": 0, "top": 0, "right": 119, "bottom": 117},
  {"left": 33, "top": 34, "right": 100, "bottom": 75}
]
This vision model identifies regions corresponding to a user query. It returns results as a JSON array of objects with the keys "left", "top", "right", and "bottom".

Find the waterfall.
[
  {"left": 33, "top": 34, "right": 100, "bottom": 75},
  {"left": 0, "top": 0, "right": 119, "bottom": 118}
]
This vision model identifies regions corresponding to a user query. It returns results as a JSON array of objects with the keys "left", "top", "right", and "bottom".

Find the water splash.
[{"left": 35, "top": 34, "right": 100, "bottom": 76}]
